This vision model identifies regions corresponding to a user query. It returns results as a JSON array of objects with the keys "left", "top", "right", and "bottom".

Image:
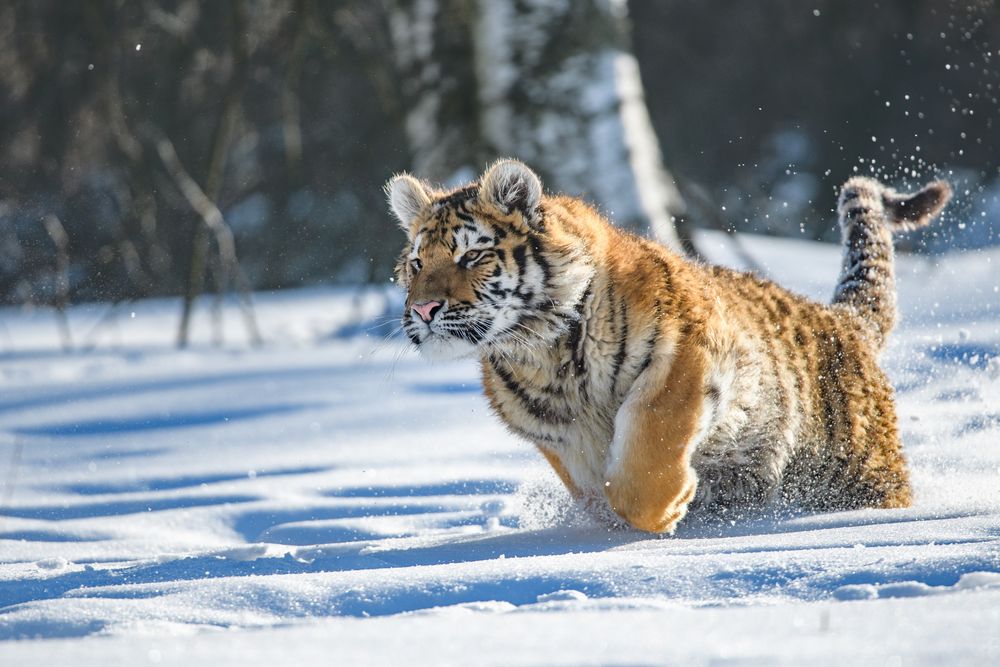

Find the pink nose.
[{"left": 412, "top": 300, "right": 443, "bottom": 323}]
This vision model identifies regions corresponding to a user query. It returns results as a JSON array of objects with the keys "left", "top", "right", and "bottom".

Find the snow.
[{"left": 1, "top": 232, "right": 999, "bottom": 665}]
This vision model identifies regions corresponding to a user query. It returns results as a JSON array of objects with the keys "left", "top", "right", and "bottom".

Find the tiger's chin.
[{"left": 416, "top": 334, "right": 480, "bottom": 361}]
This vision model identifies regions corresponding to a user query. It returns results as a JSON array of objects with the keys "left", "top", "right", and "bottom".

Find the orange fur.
[{"left": 387, "top": 160, "right": 950, "bottom": 532}]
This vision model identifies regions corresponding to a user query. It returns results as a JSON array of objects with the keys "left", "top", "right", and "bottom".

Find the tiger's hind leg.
[
  {"left": 844, "top": 375, "right": 912, "bottom": 510},
  {"left": 789, "top": 354, "right": 912, "bottom": 511}
]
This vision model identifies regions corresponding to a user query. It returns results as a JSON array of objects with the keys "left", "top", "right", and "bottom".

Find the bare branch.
[
  {"left": 673, "top": 177, "right": 767, "bottom": 277},
  {"left": 177, "top": 0, "right": 252, "bottom": 348},
  {"left": 152, "top": 132, "right": 262, "bottom": 347},
  {"left": 40, "top": 214, "right": 73, "bottom": 351}
]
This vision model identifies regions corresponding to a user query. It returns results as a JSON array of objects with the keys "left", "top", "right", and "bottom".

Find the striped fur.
[
  {"left": 832, "top": 177, "right": 952, "bottom": 350},
  {"left": 387, "top": 160, "right": 952, "bottom": 533}
]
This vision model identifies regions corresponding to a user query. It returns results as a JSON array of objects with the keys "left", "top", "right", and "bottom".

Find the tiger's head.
[{"left": 386, "top": 159, "right": 593, "bottom": 361}]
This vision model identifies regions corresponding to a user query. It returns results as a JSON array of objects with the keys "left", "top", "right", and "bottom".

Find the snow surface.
[{"left": 1, "top": 232, "right": 998, "bottom": 665}]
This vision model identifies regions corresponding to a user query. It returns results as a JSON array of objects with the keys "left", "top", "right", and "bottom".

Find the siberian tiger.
[{"left": 386, "top": 159, "right": 951, "bottom": 533}]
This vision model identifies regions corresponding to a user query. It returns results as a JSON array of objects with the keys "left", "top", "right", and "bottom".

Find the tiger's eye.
[
  {"left": 409, "top": 258, "right": 422, "bottom": 273},
  {"left": 463, "top": 249, "right": 481, "bottom": 263}
]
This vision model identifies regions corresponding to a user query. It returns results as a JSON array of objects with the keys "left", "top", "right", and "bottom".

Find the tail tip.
[
  {"left": 838, "top": 177, "right": 952, "bottom": 231},
  {"left": 884, "top": 179, "right": 952, "bottom": 230}
]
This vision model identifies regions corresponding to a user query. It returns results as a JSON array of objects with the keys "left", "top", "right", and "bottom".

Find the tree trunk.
[
  {"left": 386, "top": 0, "right": 685, "bottom": 250},
  {"left": 386, "top": 0, "right": 481, "bottom": 181}
]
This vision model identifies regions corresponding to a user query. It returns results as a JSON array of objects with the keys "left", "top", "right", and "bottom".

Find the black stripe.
[
  {"left": 847, "top": 222, "right": 873, "bottom": 253},
  {"left": 610, "top": 293, "right": 629, "bottom": 393},
  {"left": 489, "top": 356, "right": 569, "bottom": 424},
  {"left": 528, "top": 234, "right": 551, "bottom": 286},
  {"left": 636, "top": 329, "right": 658, "bottom": 376},
  {"left": 511, "top": 244, "right": 528, "bottom": 300},
  {"left": 568, "top": 281, "right": 593, "bottom": 378},
  {"left": 437, "top": 185, "right": 479, "bottom": 208},
  {"left": 819, "top": 342, "right": 839, "bottom": 448},
  {"left": 506, "top": 422, "right": 562, "bottom": 444},
  {"left": 512, "top": 244, "right": 527, "bottom": 275},
  {"left": 565, "top": 319, "right": 583, "bottom": 376},
  {"left": 845, "top": 206, "right": 871, "bottom": 221}
]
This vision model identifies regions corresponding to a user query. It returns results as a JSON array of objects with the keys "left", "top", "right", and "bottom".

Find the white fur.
[
  {"left": 408, "top": 232, "right": 424, "bottom": 260},
  {"left": 605, "top": 391, "right": 639, "bottom": 483},
  {"left": 387, "top": 174, "right": 431, "bottom": 230},
  {"left": 417, "top": 333, "right": 478, "bottom": 361}
]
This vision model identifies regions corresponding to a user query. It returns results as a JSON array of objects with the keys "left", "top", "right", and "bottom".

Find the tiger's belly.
[{"left": 543, "top": 419, "right": 615, "bottom": 493}]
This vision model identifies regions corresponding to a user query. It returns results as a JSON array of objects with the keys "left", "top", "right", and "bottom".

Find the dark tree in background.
[
  {"left": 0, "top": 0, "right": 997, "bottom": 325},
  {"left": 0, "top": 0, "right": 409, "bottom": 315},
  {"left": 632, "top": 0, "right": 1000, "bottom": 248}
]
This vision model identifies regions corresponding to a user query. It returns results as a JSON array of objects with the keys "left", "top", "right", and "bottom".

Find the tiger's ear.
[
  {"left": 479, "top": 159, "right": 542, "bottom": 227},
  {"left": 385, "top": 173, "right": 431, "bottom": 231}
]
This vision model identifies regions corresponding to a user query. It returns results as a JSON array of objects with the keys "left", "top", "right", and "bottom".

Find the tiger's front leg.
[{"left": 603, "top": 342, "right": 706, "bottom": 533}]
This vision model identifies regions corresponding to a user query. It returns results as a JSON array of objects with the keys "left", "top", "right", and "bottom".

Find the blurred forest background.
[{"left": 1, "top": 0, "right": 997, "bottom": 344}]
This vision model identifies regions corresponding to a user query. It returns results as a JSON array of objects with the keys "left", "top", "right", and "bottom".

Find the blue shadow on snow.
[
  {"left": 924, "top": 342, "right": 999, "bottom": 370},
  {"left": 0, "top": 494, "right": 260, "bottom": 521},
  {"left": 328, "top": 479, "right": 518, "bottom": 498},
  {"left": 59, "top": 465, "right": 330, "bottom": 495},
  {"left": 13, "top": 403, "right": 317, "bottom": 438},
  {"left": 407, "top": 381, "right": 480, "bottom": 394}
]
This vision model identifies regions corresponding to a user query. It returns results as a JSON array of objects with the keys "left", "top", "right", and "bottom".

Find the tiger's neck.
[{"left": 479, "top": 268, "right": 639, "bottom": 417}]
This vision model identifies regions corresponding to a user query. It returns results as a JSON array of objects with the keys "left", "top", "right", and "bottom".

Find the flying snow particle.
[{"left": 135, "top": 44, "right": 142, "bottom": 52}]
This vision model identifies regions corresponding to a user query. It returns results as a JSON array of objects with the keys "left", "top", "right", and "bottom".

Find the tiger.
[{"left": 386, "top": 159, "right": 952, "bottom": 533}]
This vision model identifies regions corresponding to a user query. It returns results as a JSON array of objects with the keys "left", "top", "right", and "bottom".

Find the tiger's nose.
[{"left": 412, "top": 300, "right": 444, "bottom": 323}]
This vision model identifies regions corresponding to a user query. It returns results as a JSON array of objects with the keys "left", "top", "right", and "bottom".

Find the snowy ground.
[{"left": 1, "top": 232, "right": 998, "bottom": 666}]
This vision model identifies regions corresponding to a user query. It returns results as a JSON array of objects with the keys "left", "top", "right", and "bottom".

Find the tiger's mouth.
[
  {"left": 405, "top": 311, "right": 493, "bottom": 360},
  {"left": 411, "top": 328, "right": 480, "bottom": 360},
  {"left": 404, "top": 298, "right": 537, "bottom": 360}
]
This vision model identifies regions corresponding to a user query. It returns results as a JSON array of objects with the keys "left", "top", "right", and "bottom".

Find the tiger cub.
[{"left": 386, "top": 159, "right": 951, "bottom": 533}]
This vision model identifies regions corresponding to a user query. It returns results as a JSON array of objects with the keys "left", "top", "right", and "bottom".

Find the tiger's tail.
[{"left": 832, "top": 176, "right": 952, "bottom": 350}]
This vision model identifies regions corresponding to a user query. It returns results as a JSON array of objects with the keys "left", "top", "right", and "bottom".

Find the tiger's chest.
[{"left": 480, "top": 329, "right": 634, "bottom": 491}]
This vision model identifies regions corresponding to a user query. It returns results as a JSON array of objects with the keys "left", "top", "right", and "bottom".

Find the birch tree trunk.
[
  {"left": 386, "top": 0, "right": 685, "bottom": 250},
  {"left": 386, "top": 0, "right": 482, "bottom": 182}
]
